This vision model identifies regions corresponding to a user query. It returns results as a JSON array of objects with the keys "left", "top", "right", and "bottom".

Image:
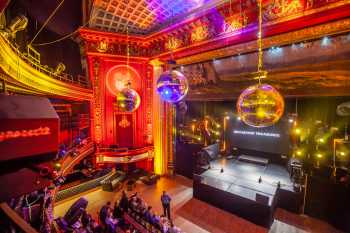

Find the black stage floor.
[
  {"left": 194, "top": 158, "right": 301, "bottom": 227},
  {"left": 200, "top": 158, "right": 294, "bottom": 206}
]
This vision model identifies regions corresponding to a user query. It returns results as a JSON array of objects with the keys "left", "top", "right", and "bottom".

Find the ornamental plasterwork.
[{"left": 176, "top": 17, "right": 350, "bottom": 65}]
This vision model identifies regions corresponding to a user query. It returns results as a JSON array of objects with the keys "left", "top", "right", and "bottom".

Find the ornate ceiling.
[{"left": 89, "top": 0, "right": 225, "bottom": 35}]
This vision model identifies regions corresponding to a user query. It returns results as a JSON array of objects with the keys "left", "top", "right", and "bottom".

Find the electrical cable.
[
  {"left": 31, "top": 14, "right": 96, "bottom": 46},
  {"left": 29, "top": 0, "right": 65, "bottom": 45}
]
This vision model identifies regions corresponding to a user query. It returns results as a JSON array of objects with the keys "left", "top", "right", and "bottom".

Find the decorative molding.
[
  {"left": 176, "top": 17, "right": 350, "bottom": 65},
  {"left": 80, "top": 1, "right": 350, "bottom": 62},
  {"left": 92, "top": 58, "right": 103, "bottom": 144}
]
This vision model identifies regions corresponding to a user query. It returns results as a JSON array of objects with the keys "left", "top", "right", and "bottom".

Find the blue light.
[
  {"left": 321, "top": 36, "right": 331, "bottom": 46},
  {"left": 269, "top": 46, "right": 283, "bottom": 56}
]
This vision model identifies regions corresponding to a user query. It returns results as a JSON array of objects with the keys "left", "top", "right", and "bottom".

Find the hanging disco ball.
[
  {"left": 236, "top": 84, "right": 284, "bottom": 128},
  {"left": 156, "top": 70, "right": 188, "bottom": 103},
  {"left": 116, "top": 87, "right": 141, "bottom": 112}
]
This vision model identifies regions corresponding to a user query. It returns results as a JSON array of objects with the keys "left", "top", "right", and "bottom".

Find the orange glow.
[{"left": 106, "top": 65, "right": 141, "bottom": 95}]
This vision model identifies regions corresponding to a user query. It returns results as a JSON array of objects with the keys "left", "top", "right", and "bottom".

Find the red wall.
[{"left": 91, "top": 56, "right": 152, "bottom": 148}]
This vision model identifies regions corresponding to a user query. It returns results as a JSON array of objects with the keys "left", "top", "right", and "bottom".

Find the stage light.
[
  {"left": 225, "top": 116, "right": 230, "bottom": 120},
  {"left": 318, "top": 138, "right": 325, "bottom": 144},
  {"left": 216, "top": 124, "right": 221, "bottom": 128},
  {"left": 288, "top": 118, "right": 294, "bottom": 123},
  {"left": 54, "top": 162, "right": 62, "bottom": 171},
  {"left": 5, "top": 15, "right": 28, "bottom": 38},
  {"left": 237, "top": 116, "right": 241, "bottom": 121},
  {"left": 321, "top": 36, "right": 331, "bottom": 46},
  {"left": 191, "top": 124, "right": 196, "bottom": 133},
  {"left": 296, "top": 150, "right": 302, "bottom": 156},
  {"left": 294, "top": 128, "right": 301, "bottom": 135},
  {"left": 340, "top": 151, "right": 346, "bottom": 156},
  {"left": 316, "top": 153, "right": 323, "bottom": 159},
  {"left": 197, "top": 136, "right": 202, "bottom": 141},
  {"left": 215, "top": 131, "right": 220, "bottom": 136}
]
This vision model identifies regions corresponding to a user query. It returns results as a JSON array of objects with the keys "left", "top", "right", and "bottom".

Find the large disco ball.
[
  {"left": 236, "top": 84, "right": 284, "bottom": 127},
  {"left": 116, "top": 87, "right": 141, "bottom": 112},
  {"left": 156, "top": 70, "right": 188, "bottom": 103}
]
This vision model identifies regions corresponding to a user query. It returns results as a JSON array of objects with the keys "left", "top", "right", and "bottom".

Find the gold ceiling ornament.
[
  {"left": 236, "top": 0, "right": 285, "bottom": 128},
  {"left": 96, "top": 40, "right": 108, "bottom": 52},
  {"left": 165, "top": 36, "right": 182, "bottom": 51},
  {"left": 119, "top": 114, "right": 131, "bottom": 128},
  {"left": 191, "top": 25, "right": 209, "bottom": 43}
]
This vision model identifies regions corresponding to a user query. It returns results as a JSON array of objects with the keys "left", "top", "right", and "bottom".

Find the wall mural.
[{"left": 176, "top": 33, "right": 350, "bottom": 100}]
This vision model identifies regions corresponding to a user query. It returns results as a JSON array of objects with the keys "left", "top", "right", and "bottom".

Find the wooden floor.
[{"left": 54, "top": 176, "right": 342, "bottom": 233}]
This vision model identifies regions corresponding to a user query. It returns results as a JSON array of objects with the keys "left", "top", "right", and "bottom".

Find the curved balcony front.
[
  {"left": 96, "top": 146, "right": 154, "bottom": 164},
  {"left": 0, "top": 34, "right": 93, "bottom": 101}
]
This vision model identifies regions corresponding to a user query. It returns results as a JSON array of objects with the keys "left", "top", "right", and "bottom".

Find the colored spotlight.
[
  {"left": 294, "top": 128, "right": 301, "bottom": 135},
  {"left": 296, "top": 150, "right": 302, "bottom": 156},
  {"left": 318, "top": 138, "right": 325, "bottom": 144}
]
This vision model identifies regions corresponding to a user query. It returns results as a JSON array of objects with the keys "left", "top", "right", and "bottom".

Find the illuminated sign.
[
  {"left": 233, "top": 130, "right": 280, "bottom": 138},
  {"left": 0, "top": 127, "right": 51, "bottom": 143}
]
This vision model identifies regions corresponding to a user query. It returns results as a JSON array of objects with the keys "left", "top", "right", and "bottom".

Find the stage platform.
[{"left": 194, "top": 158, "right": 302, "bottom": 228}]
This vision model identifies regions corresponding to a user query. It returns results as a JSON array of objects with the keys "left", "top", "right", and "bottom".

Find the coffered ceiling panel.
[{"left": 89, "top": 0, "right": 223, "bottom": 35}]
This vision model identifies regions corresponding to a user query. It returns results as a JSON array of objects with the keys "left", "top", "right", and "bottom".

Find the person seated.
[
  {"left": 129, "top": 192, "right": 138, "bottom": 200},
  {"left": 143, "top": 206, "right": 152, "bottom": 222},
  {"left": 150, "top": 213, "right": 160, "bottom": 227},
  {"left": 81, "top": 210, "right": 91, "bottom": 228},
  {"left": 99, "top": 201, "right": 111, "bottom": 224},
  {"left": 168, "top": 222, "right": 181, "bottom": 233},
  {"left": 130, "top": 197, "right": 138, "bottom": 212},
  {"left": 113, "top": 201, "right": 123, "bottom": 219},
  {"left": 159, "top": 215, "right": 170, "bottom": 233},
  {"left": 105, "top": 209, "right": 118, "bottom": 233}
]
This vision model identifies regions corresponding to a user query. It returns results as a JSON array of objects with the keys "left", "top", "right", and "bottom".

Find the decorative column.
[
  {"left": 166, "top": 104, "right": 176, "bottom": 175},
  {"left": 150, "top": 59, "right": 167, "bottom": 175},
  {"left": 91, "top": 58, "right": 103, "bottom": 145}
]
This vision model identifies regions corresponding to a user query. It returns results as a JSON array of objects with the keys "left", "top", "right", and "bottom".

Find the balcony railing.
[{"left": 0, "top": 33, "right": 90, "bottom": 88}]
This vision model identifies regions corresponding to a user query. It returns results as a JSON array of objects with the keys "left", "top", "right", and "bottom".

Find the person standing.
[
  {"left": 160, "top": 191, "right": 171, "bottom": 219},
  {"left": 119, "top": 190, "right": 129, "bottom": 213}
]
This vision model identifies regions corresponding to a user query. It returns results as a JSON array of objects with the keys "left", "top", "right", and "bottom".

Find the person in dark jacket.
[
  {"left": 99, "top": 201, "right": 111, "bottom": 224},
  {"left": 160, "top": 191, "right": 171, "bottom": 219},
  {"left": 119, "top": 190, "right": 129, "bottom": 213}
]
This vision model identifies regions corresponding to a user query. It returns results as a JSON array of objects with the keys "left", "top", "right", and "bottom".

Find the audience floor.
[{"left": 54, "top": 176, "right": 342, "bottom": 233}]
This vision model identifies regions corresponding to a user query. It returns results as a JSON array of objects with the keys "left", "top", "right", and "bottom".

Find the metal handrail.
[{"left": 0, "top": 33, "right": 90, "bottom": 88}]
